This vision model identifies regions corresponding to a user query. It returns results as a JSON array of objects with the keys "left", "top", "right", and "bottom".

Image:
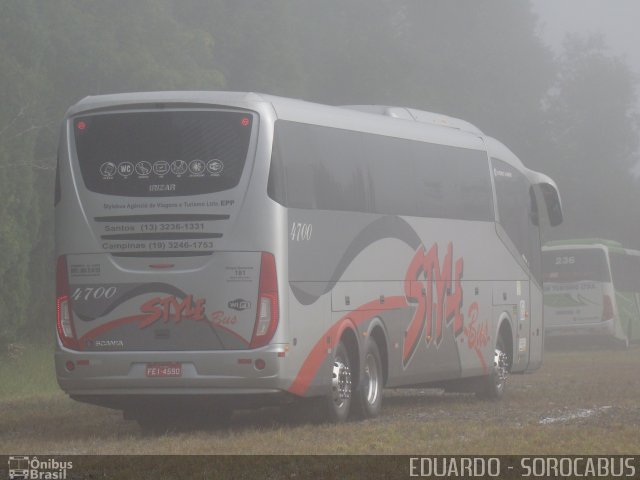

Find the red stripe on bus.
[{"left": 288, "top": 296, "right": 408, "bottom": 396}]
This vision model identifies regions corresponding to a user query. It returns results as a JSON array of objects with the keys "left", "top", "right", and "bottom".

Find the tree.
[
  {"left": 2, "top": 0, "right": 638, "bottom": 345},
  {"left": 178, "top": 1, "right": 555, "bottom": 158},
  {"left": 0, "top": 0, "right": 227, "bottom": 344},
  {"left": 0, "top": 0, "right": 50, "bottom": 345},
  {"left": 542, "top": 35, "right": 640, "bottom": 248}
]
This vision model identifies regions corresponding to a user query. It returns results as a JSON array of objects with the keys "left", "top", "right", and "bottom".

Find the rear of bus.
[
  {"left": 542, "top": 246, "right": 620, "bottom": 342},
  {"left": 54, "top": 92, "right": 289, "bottom": 412}
]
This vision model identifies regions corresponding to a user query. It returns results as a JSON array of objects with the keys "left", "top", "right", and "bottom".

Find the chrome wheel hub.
[
  {"left": 331, "top": 359, "right": 352, "bottom": 407},
  {"left": 363, "top": 353, "right": 380, "bottom": 405},
  {"left": 494, "top": 348, "right": 508, "bottom": 392}
]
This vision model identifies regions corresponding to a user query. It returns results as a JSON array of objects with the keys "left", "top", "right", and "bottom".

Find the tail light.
[
  {"left": 250, "top": 252, "right": 279, "bottom": 349},
  {"left": 56, "top": 255, "right": 79, "bottom": 349},
  {"left": 602, "top": 294, "right": 614, "bottom": 321}
]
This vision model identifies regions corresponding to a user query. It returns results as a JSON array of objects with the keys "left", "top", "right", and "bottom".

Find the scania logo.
[
  {"left": 94, "top": 339, "right": 125, "bottom": 348},
  {"left": 228, "top": 299, "right": 251, "bottom": 311}
]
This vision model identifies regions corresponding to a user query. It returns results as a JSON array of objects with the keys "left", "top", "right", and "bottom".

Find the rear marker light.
[
  {"left": 76, "top": 120, "right": 87, "bottom": 130},
  {"left": 255, "top": 359, "right": 266, "bottom": 370},
  {"left": 65, "top": 361, "right": 75, "bottom": 372},
  {"left": 57, "top": 296, "right": 73, "bottom": 338},
  {"left": 255, "top": 297, "right": 272, "bottom": 336},
  {"left": 56, "top": 255, "right": 79, "bottom": 350},
  {"left": 249, "top": 252, "right": 279, "bottom": 349}
]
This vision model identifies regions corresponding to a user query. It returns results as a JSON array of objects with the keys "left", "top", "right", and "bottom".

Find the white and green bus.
[{"left": 543, "top": 239, "right": 640, "bottom": 347}]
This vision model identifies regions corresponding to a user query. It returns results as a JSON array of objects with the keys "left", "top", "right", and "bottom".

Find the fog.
[
  {"left": 533, "top": 0, "right": 640, "bottom": 73},
  {"left": 0, "top": 0, "right": 639, "bottom": 461},
  {"left": 532, "top": 0, "right": 640, "bottom": 178}
]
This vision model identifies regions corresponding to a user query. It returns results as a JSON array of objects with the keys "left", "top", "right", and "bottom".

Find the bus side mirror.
[
  {"left": 524, "top": 170, "right": 563, "bottom": 228},
  {"left": 539, "top": 183, "right": 563, "bottom": 227}
]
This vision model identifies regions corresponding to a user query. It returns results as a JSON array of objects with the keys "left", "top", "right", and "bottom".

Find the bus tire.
[
  {"left": 476, "top": 335, "right": 509, "bottom": 400},
  {"left": 353, "top": 340, "right": 383, "bottom": 419},
  {"left": 617, "top": 336, "right": 630, "bottom": 350},
  {"left": 325, "top": 340, "right": 353, "bottom": 422}
]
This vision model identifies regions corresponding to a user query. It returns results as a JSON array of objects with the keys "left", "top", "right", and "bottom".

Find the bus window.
[
  {"left": 267, "top": 139, "right": 287, "bottom": 206},
  {"left": 270, "top": 121, "right": 367, "bottom": 212},
  {"left": 493, "top": 158, "right": 541, "bottom": 281},
  {"left": 270, "top": 129, "right": 316, "bottom": 209},
  {"left": 528, "top": 186, "right": 542, "bottom": 282},
  {"left": 270, "top": 120, "right": 494, "bottom": 222},
  {"left": 364, "top": 135, "right": 418, "bottom": 217},
  {"left": 412, "top": 142, "right": 494, "bottom": 221},
  {"left": 308, "top": 127, "right": 367, "bottom": 213}
]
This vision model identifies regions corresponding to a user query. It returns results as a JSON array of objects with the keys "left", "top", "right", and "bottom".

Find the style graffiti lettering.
[
  {"left": 209, "top": 310, "right": 238, "bottom": 326},
  {"left": 403, "top": 242, "right": 464, "bottom": 368},
  {"left": 463, "top": 302, "right": 490, "bottom": 372},
  {"left": 136, "top": 295, "right": 239, "bottom": 331},
  {"left": 139, "top": 294, "right": 206, "bottom": 328}
]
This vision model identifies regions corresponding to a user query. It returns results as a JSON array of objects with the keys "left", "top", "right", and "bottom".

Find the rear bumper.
[
  {"left": 55, "top": 343, "right": 291, "bottom": 397},
  {"left": 545, "top": 318, "right": 615, "bottom": 338}
]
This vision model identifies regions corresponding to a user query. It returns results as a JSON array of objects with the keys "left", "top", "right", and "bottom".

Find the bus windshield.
[{"left": 542, "top": 248, "right": 610, "bottom": 283}]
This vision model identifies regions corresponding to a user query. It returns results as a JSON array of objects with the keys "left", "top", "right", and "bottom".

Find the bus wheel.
[
  {"left": 325, "top": 341, "right": 353, "bottom": 422},
  {"left": 353, "top": 340, "right": 383, "bottom": 419},
  {"left": 617, "top": 336, "right": 630, "bottom": 349},
  {"left": 476, "top": 336, "right": 509, "bottom": 400}
]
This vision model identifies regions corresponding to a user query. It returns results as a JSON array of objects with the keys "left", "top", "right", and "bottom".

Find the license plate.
[{"left": 145, "top": 363, "right": 182, "bottom": 377}]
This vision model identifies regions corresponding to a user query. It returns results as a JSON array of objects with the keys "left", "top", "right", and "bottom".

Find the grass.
[
  {"left": 0, "top": 343, "right": 59, "bottom": 399},
  {"left": 1, "top": 344, "right": 639, "bottom": 456}
]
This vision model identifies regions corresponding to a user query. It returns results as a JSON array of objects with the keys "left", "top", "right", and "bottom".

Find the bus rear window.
[
  {"left": 542, "top": 249, "right": 610, "bottom": 283},
  {"left": 74, "top": 110, "right": 253, "bottom": 197}
]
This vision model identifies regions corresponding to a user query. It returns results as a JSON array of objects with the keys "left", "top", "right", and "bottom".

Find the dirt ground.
[{"left": 1, "top": 346, "right": 639, "bottom": 455}]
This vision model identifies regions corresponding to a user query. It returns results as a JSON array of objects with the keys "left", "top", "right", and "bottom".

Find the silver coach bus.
[{"left": 55, "top": 92, "right": 563, "bottom": 426}]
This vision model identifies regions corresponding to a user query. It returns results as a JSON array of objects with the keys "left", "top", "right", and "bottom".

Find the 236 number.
[{"left": 555, "top": 256, "right": 575, "bottom": 265}]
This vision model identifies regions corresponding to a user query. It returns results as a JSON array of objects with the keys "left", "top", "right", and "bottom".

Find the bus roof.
[
  {"left": 342, "top": 105, "right": 484, "bottom": 135},
  {"left": 67, "top": 91, "right": 528, "bottom": 173},
  {"left": 544, "top": 238, "right": 623, "bottom": 248},
  {"left": 337, "top": 105, "right": 532, "bottom": 174},
  {"left": 267, "top": 95, "right": 487, "bottom": 153},
  {"left": 543, "top": 239, "right": 640, "bottom": 256}
]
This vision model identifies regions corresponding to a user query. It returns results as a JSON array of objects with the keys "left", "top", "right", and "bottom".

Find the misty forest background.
[{"left": 1, "top": 0, "right": 639, "bottom": 346}]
